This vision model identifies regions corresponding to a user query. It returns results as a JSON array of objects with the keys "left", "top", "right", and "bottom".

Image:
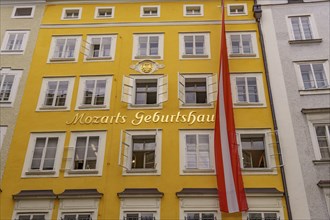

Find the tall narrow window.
[
  {"left": 299, "top": 63, "right": 328, "bottom": 89},
  {"left": 314, "top": 124, "right": 330, "bottom": 159},
  {"left": 290, "top": 16, "right": 313, "bottom": 40},
  {"left": 1, "top": 31, "right": 29, "bottom": 53}
]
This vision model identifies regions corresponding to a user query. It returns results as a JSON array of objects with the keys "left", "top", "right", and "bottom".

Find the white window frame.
[
  {"left": 58, "top": 198, "right": 99, "bottom": 220},
  {"left": 11, "top": 6, "right": 35, "bottom": 18},
  {"left": 227, "top": 4, "right": 247, "bottom": 16},
  {"left": 244, "top": 211, "right": 280, "bottom": 220},
  {"left": 61, "top": 8, "right": 82, "bottom": 20},
  {"left": 179, "top": 130, "right": 215, "bottom": 175},
  {"left": 179, "top": 197, "right": 221, "bottom": 220},
  {"left": 178, "top": 73, "right": 217, "bottom": 108},
  {"left": 119, "top": 198, "right": 161, "bottom": 220},
  {"left": 294, "top": 60, "right": 330, "bottom": 95},
  {"left": 65, "top": 131, "right": 106, "bottom": 177},
  {"left": 179, "top": 33, "right": 211, "bottom": 59},
  {"left": 287, "top": 14, "right": 320, "bottom": 41},
  {"left": 12, "top": 200, "right": 53, "bottom": 220},
  {"left": 21, "top": 132, "right": 66, "bottom": 178},
  {"left": 60, "top": 212, "right": 93, "bottom": 220},
  {"left": 94, "top": 7, "right": 115, "bottom": 19},
  {"left": 132, "top": 34, "right": 164, "bottom": 60},
  {"left": 84, "top": 35, "right": 117, "bottom": 61},
  {"left": 121, "top": 74, "right": 168, "bottom": 109},
  {"left": 36, "top": 77, "right": 75, "bottom": 111},
  {"left": 48, "top": 35, "right": 81, "bottom": 62},
  {"left": 0, "top": 68, "right": 22, "bottom": 107},
  {"left": 75, "top": 75, "right": 112, "bottom": 110},
  {"left": 183, "top": 4, "right": 204, "bottom": 17},
  {"left": 0, "top": 30, "right": 30, "bottom": 54},
  {"left": 0, "top": 126, "right": 7, "bottom": 151},
  {"left": 140, "top": 6, "right": 160, "bottom": 18},
  {"left": 236, "top": 129, "right": 277, "bottom": 175},
  {"left": 226, "top": 32, "right": 259, "bottom": 58},
  {"left": 119, "top": 129, "right": 162, "bottom": 176},
  {"left": 307, "top": 113, "right": 330, "bottom": 161},
  {"left": 230, "top": 73, "right": 266, "bottom": 108}
]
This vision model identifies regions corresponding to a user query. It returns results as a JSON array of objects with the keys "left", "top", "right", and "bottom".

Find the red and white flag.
[{"left": 214, "top": 0, "right": 248, "bottom": 213}]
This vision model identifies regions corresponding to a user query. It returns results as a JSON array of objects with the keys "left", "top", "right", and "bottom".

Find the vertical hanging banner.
[{"left": 214, "top": 0, "right": 248, "bottom": 213}]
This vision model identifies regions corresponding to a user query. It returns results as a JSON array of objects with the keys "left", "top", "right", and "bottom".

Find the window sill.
[
  {"left": 234, "top": 102, "right": 266, "bottom": 108},
  {"left": 49, "top": 57, "right": 75, "bottom": 62},
  {"left": 78, "top": 105, "right": 107, "bottom": 109},
  {"left": 0, "top": 49, "right": 24, "bottom": 53},
  {"left": 299, "top": 88, "right": 330, "bottom": 95},
  {"left": 180, "top": 103, "right": 213, "bottom": 109},
  {"left": 86, "top": 56, "right": 112, "bottom": 61},
  {"left": 181, "top": 54, "right": 209, "bottom": 59},
  {"left": 95, "top": 16, "right": 114, "bottom": 19},
  {"left": 134, "top": 55, "right": 161, "bottom": 60},
  {"left": 229, "top": 53, "right": 256, "bottom": 58},
  {"left": 242, "top": 168, "right": 274, "bottom": 172},
  {"left": 183, "top": 169, "right": 215, "bottom": 173},
  {"left": 126, "top": 169, "right": 157, "bottom": 173},
  {"left": 25, "top": 170, "right": 56, "bottom": 175},
  {"left": 313, "top": 159, "right": 330, "bottom": 165},
  {"left": 39, "top": 106, "right": 68, "bottom": 110},
  {"left": 67, "top": 169, "right": 99, "bottom": 174},
  {"left": 128, "top": 104, "right": 161, "bottom": 109},
  {"left": 289, "top": 39, "right": 322, "bottom": 44}
]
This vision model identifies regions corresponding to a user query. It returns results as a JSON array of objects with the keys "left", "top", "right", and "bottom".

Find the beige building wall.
[{"left": 0, "top": 0, "right": 45, "bottom": 183}]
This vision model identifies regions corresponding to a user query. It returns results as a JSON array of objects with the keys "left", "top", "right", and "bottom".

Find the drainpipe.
[{"left": 253, "top": 3, "right": 293, "bottom": 220}]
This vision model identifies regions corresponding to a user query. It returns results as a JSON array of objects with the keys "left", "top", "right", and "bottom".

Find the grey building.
[
  {"left": 257, "top": 0, "right": 330, "bottom": 219},
  {"left": 0, "top": 0, "right": 45, "bottom": 183}
]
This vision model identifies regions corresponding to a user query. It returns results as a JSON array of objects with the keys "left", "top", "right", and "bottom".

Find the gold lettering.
[
  {"left": 207, "top": 114, "right": 215, "bottom": 122},
  {"left": 84, "top": 116, "right": 93, "bottom": 124},
  {"left": 65, "top": 113, "right": 85, "bottom": 125},
  {"left": 100, "top": 116, "right": 109, "bottom": 124},
  {"left": 144, "top": 115, "right": 152, "bottom": 123},
  {"left": 188, "top": 111, "right": 196, "bottom": 125},
  {"left": 152, "top": 111, "right": 160, "bottom": 122},
  {"left": 161, "top": 115, "right": 169, "bottom": 122},
  {"left": 132, "top": 111, "right": 144, "bottom": 126},
  {"left": 197, "top": 114, "right": 205, "bottom": 123},
  {"left": 120, "top": 116, "right": 127, "bottom": 124}
]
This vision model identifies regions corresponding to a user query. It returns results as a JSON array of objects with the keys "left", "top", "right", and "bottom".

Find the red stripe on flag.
[{"left": 214, "top": 0, "right": 248, "bottom": 213}]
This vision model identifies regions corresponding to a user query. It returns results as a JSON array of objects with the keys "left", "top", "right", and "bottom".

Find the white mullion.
[
  {"left": 52, "top": 81, "right": 60, "bottom": 106},
  {"left": 13, "top": 34, "right": 19, "bottom": 49},
  {"left": 83, "top": 136, "right": 90, "bottom": 169},
  {"left": 309, "top": 64, "right": 318, "bottom": 88},
  {"left": 196, "top": 134, "right": 200, "bottom": 169},
  {"left": 62, "top": 39, "right": 68, "bottom": 58},
  {"left": 298, "top": 17, "right": 305, "bottom": 40},
  {"left": 239, "top": 34, "right": 243, "bottom": 54},
  {"left": 243, "top": 77, "right": 249, "bottom": 103},
  {"left": 147, "top": 36, "right": 151, "bottom": 56},
  {"left": 40, "top": 137, "right": 49, "bottom": 170},
  {"left": 99, "top": 37, "right": 104, "bottom": 57},
  {"left": 91, "top": 80, "right": 97, "bottom": 105}
]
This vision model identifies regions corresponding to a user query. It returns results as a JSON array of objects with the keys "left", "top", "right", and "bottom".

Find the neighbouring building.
[
  {"left": 257, "top": 0, "right": 330, "bottom": 219},
  {"left": 1, "top": 0, "right": 289, "bottom": 219},
  {"left": 0, "top": 0, "right": 45, "bottom": 182}
]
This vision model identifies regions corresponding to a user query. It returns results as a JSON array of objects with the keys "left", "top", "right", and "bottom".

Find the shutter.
[
  {"left": 80, "top": 39, "right": 91, "bottom": 57},
  {"left": 178, "top": 73, "right": 185, "bottom": 104},
  {"left": 207, "top": 74, "right": 218, "bottom": 103},
  {"left": 118, "top": 130, "right": 131, "bottom": 170},
  {"left": 121, "top": 76, "right": 134, "bottom": 104},
  {"left": 157, "top": 75, "right": 168, "bottom": 104}
]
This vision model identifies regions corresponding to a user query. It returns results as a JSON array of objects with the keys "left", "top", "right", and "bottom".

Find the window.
[
  {"left": 76, "top": 76, "right": 112, "bottom": 110},
  {"left": 48, "top": 36, "right": 81, "bottom": 62},
  {"left": 0, "top": 126, "right": 7, "bottom": 151},
  {"left": 295, "top": 62, "right": 329, "bottom": 91},
  {"left": 184, "top": 212, "right": 217, "bottom": 220},
  {"left": 227, "top": 32, "right": 258, "bottom": 58},
  {"left": 179, "top": 33, "right": 210, "bottom": 59},
  {"left": 12, "top": 6, "right": 35, "bottom": 18},
  {"left": 178, "top": 74, "right": 217, "bottom": 107},
  {"left": 237, "top": 129, "right": 276, "bottom": 173},
  {"left": 247, "top": 212, "right": 279, "bottom": 220},
  {"left": 95, "top": 7, "right": 114, "bottom": 18},
  {"left": 228, "top": 4, "right": 247, "bottom": 16},
  {"left": 0, "top": 68, "right": 22, "bottom": 107},
  {"left": 22, "top": 133, "right": 65, "bottom": 177},
  {"left": 1, "top": 30, "right": 29, "bottom": 54},
  {"left": 184, "top": 5, "right": 203, "bottom": 16},
  {"left": 180, "top": 130, "right": 215, "bottom": 174},
  {"left": 15, "top": 213, "right": 46, "bottom": 220},
  {"left": 119, "top": 130, "right": 162, "bottom": 175},
  {"left": 289, "top": 16, "right": 314, "bottom": 40},
  {"left": 65, "top": 131, "right": 106, "bottom": 176},
  {"left": 62, "top": 8, "right": 82, "bottom": 20},
  {"left": 61, "top": 213, "right": 92, "bottom": 220},
  {"left": 122, "top": 75, "right": 168, "bottom": 108},
  {"left": 132, "top": 34, "right": 164, "bottom": 59},
  {"left": 37, "top": 77, "right": 74, "bottom": 111},
  {"left": 123, "top": 212, "right": 155, "bottom": 220},
  {"left": 140, "top": 6, "right": 160, "bottom": 17},
  {"left": 85, "top": 35, "right": 117, "bottom": 60},
  {"left": 314, "top": 124, "right": 330, "bottom": 159},
  {"left": 230, "top": 73, "right": 266, "bottom": 107}
]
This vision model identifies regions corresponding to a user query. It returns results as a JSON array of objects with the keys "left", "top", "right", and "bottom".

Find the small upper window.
[
  {"left": 141, "top": 6, "right": 160, "bottom": 17},
  {"left": 62, "top": 8, "right": 82, "bottom": 20},
  {"left": 12, "top": 6, "right": 35, "bottom": 18},
  {"left": 228, "top": 4, "right": 247, "bottom": 16},
  {"left": 95, "top": 7, "right": 114, "bottom": 19},
  {"left": 184, "top": 5, "right": 203, "bottom": 16}
]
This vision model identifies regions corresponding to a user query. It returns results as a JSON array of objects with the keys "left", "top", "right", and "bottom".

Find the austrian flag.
[{"left": 214, "top": 0, "right": 248, "bottom": 213}]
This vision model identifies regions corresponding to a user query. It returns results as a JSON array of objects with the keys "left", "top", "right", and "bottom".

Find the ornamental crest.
[{"left": 130, "top": 60, "right": 165, "bottom": 74}]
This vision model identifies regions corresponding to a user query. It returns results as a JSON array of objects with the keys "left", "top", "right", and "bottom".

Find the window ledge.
[
  {"left": 25, "top": 170, "right": 56, "bottom": 175},
  {"left": 0, "top": 49, "right": 24, "bottom": 53},
  {"left": 299, "top": 88, "right": 330, "bottom": 95},
  {"left": 134, "top": 55, "right": 161, "bottom": 59},
  {"left": 289, "top": 39, "right": 322, "bottom": 44},
  {"left": 129, "top": 104, "right": 161, "bottom": 109},
  {"left": 180, "top": 103, "right": 213, "bottom": 108},
  {"left": 86, "top": 56, "right": 112, "bottom": 60},
  {"left": 78, "top": 105, "right": 107, "bottom": 109},
  {"left": 182, "top": 54, "right": 209, "bottom": 59},
  {"left": 39, "top": 106, "right": 67, "bottom": 110},
  {"left": 313, "top": 159, "right": 330, "bottom": 165},
  {"left": 126, "top": 169, "right": 157, "bottom": 173},
  {"left": 0, "top": 101, "right": 12, "bottom": 105},
  {"left": 242, "top": 168, "right": 273, "bottom": 172},
  {"left": 67, "top": 169, "right": 99, "bottom": 174},
  {"left": 234, "top": 102, "right": 264, "bottom": 106},
  {"left": 229, "top": 53, "right": 256, "bottom": 57},
  {"left": 50, "top": 57, "right": 75, "bottom": 62},
  {"left": 183, "top": 169, "right": 215, "bottom": 173}
]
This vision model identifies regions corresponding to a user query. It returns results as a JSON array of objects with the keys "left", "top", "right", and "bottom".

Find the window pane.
[
  {"left": 126, "top": 214, "right": 139, "bottom": 220},
  {"left": 86, "top": 136, "right": 99, "bottom": 169},
  {"left": 242, "top": 34, "right": 252, "bottom": 54},
  {"left": 242, "top": 136, "right": 266, "bottom": 168},
  {"left": 149, "top": 36, "right": 159, "bottom": 55},
  {"left": 74, "top": 137, "right": 87, "bottom": 169},
  {"left": 248, "top": 213, "right": 262, "bottom": 220},
  {"left": 54, "top": 39, "right": 65, "bottom": 58},
  {"left": 195, "top": 35, "right": 205, "bottom": 54},
  {"left": 101, "top": 37, "right": 111, "bottom": 57},
  {"left": 15, "top": 7, "right": 33, "bottom": 16},
  {"left": 312, "top": 64, "right": 327, "bottom": 88},
  {"left": 78, "top": 214, "right": 91, "bottom": 220},
  {"left": 0, "top": 75, "right": 14, "bottom": 101},
  {"left": 187, "top": 213, "right": 200, "bottom": 220},
  {"left": 184, "top": 36, "right": 194, "bottom": 54},
  {"left": 94, "top": 80, "right": 106, "bottom": 105},
  {"left": 43, "top": 137, "right": 58, "bottom": 170},
  {"left": 247, "top": 77, "right": 259, "bottom": 102},
  {"left": 264, "top": 213, "right": 278, "bottom": 220},
  {"left": 64, "top": 215, "right": 77, "bottom": 220},
  {"left": 138, "top": 36, "right": 148, "bottom": 56},
  {"left": 202, "top": 213, "right": 215, "bottom": 220},
  {"left": 18, "top": 215, "right": 31, "bottom": 220},
  {"left": 14, "top": 33, "right": 24, "bottom": 50},
  {"left": 236, "top": 77, "right": 247, "bottom": 102},
  {"left": 32, "top": 215, "right": 45, "bottom": 220},
  {"left": 56, "top": 81, "right": 68, "bottom": 106},
  {"left": 291, "top": 17, "right": 302, "bottom": 40},
  {"left": 65, "top": 39, "right": 76, "bottom": 58},
  {"left": 231, "top": 35, "right": 240, "bottom": 53},
  {"left": 300, "top": 16, "right": 312, "bottom": 40},
  {"left": 300, "top": 64, "right": 314, "bottom": 89},
  {"left": 83, "top": 80, "right": 95, "bottom": 105},
  {"left": 31, "top": 138, "right": 46, "bottom": 169}
]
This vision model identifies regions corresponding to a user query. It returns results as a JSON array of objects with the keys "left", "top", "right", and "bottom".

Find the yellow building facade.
[{"left": 1, "top": 0, "right": 289, "bottom": 219}]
